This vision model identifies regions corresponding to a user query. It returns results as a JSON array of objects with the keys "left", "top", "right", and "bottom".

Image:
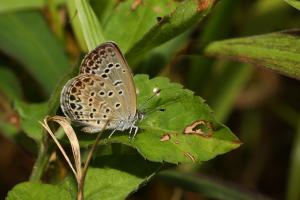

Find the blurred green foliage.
[{"left": 0, "top": 0, "right": 300, "bottom": 200}]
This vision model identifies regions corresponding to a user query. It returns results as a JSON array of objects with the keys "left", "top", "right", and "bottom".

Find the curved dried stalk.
[{"left": 40, "top": 116, "right": 106, "bottom": 200}]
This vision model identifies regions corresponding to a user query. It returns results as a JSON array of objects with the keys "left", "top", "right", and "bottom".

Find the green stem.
[
  {"left": 77, "top": 131, "right": 103, "bottom": 200},
  {"left": 29, "top": 134, "right": 51, "bottom": 182}
]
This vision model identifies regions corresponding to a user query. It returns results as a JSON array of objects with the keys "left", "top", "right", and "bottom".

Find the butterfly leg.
[
  {"left": 129, "top": 125, "right": 138, "bottom": 139},
  {"left": 108, "top": 128, "right": 117, "bottom": 138},
  {"left": 132, "top": 125, "right": 139, "bottom": 138}
]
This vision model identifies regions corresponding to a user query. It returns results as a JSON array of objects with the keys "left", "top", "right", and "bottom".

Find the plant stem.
[
  {"left": 29, "top": 134, "right": 51, "bottom": 182},
  {"left": 77, "top": 131, "right": 103, "bottom": 200}
]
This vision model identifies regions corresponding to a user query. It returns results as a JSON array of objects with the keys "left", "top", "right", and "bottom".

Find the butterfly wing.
[
  {"left": 79, "top": 42, "right": 137, "bottom": 121},
  {"left": 60, "top": 74, "right": 127, "bottom": 133}
]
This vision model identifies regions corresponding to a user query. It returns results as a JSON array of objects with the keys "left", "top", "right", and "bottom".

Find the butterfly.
[{"left": 60, "top": 42, "right": 143, "bottom": 138}]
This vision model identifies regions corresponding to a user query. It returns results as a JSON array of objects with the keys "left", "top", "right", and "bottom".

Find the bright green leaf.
[
  {"left": 0, "top": 11, "right": 70, "bottom": 95},
  {"left": 6, "top": 182, "right": 72, "bottom": 200},
  {"left": 204, "top": 30, "right": 300, "bottom": 79},
  {"left": 284, "top": 0, "right": 300, "bottom": 10},
  {"left": 79, "top": 75, "right": 241, "bottom": 164},
  {"left": 14, "top": 100, "right": 48, "bottom": 142}
]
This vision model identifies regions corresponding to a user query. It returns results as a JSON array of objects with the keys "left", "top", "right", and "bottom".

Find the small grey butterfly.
[{"left": 60, "top": 42, "right": 142, "bottom": 138}]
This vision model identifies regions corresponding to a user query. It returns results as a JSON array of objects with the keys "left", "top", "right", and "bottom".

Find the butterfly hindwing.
[{"left": 60, "top": 74, "right": 125, "bottom": 133}]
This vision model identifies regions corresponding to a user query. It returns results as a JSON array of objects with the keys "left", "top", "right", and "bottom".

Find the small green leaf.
[
  {"left": 14, "top": 100, "right": 48, "bottom": 142},
  {"left": 284, "top": 0, "right": 300, "bottom": 10},
  {"left": 204, "top": 29, "right": 300, "bottom": 79},
  {"left": 74, "top": 0, "right": 106, "bottom": 51},
  {"left": 0, "top": 11, "right": 70, "bottom": 95},
  {"left": 6, "top": 182, "right": 72, "bottom": 200},
  {"left": 80, "top": 75, "right": 240, "bottom": 164}
]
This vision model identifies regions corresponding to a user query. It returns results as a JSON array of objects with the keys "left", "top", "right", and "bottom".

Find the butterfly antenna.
[{"left": 139, "top": 87, "right": 161, "bottom": 112}]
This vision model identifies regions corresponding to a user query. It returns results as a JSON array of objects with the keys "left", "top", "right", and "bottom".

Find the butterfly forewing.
[{"left": 80, "top": 42, "right": 137, "bottom": 120}]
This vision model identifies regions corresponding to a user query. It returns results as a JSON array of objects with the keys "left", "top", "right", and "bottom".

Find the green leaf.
[
  {"left": 6, "top": 182, "right": 72, "bottom": 200},
  {"left": 204, "top": 29, "right": 300, "bottom": 79},
  {"left": 83, "top": 153, "right": 159, "bottom": 200},
  {"left": 205, "top": 30, "right": 300, "bottom": 79},
  {"left": 284, "top": 0, "right": 300, "bottom": 10},
  {"left": 14, "top": 100, "right": 48, "bottom": 142},
  {"left": 93, "top": 0, "right": 177, "bottom": 53},
  {"left": 0, "top": 11, "right": 70, "bottom": 95},
  {"left": 125, "top": 0, "right": 218, "bottom": 63},
  {"left": 0, "top": 0, "right": 66, "bottom": 13},
  {"left": 0, "top": 0, "right": 43, "bottom": 13},
  {"left": 0, "top": 67, "right": 22, "bottom": 100},
  {"left": 8, "top": 153, "right": 159, "bottom": 200},
  {"left": 80, "top": 75, "right": 241, "bottom": 164},
  {"left": 74, "top": 0, "right": 106, "bottom": 51}
]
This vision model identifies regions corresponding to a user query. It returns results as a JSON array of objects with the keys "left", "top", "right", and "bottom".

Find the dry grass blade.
[{"left": 39, "top": 116, "right": 82, "bottom": 182}]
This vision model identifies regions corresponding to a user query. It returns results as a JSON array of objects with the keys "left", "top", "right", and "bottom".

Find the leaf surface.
[
  {"left": 0, "top": 11, "right": 70, "bottom": 94},
  {"left": 79, "top": 75, "right": 241, "bottom": 164},
  {"left": 204, "top": 29, "right": 300, "bottom": 79}
]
